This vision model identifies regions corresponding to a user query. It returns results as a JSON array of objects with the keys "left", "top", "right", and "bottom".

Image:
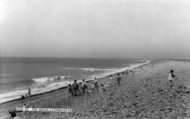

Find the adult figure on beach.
[
  {"left": 73, "top": 80, "right": 79, "bottom": 96},
  {"left": 168, "top": 69, "right": 176, "bottom": 87},
  {"left": 116, "top": 73, "right": 121, "bottom": 86},
  {"left": 94, "top": 78, "right": 99, "bottom": 92},
  {"left": 81, "top": 79, "right": 87, "bottom": 94}
]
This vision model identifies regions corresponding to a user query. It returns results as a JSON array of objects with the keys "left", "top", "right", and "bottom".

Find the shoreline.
[{"left": 0, "top": 60, "right": 151, "bottom": 105}]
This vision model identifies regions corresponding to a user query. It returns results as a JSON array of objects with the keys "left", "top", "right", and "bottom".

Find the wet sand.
[{"left": 1, "top": 60, "right": 190, "bottom": 119}]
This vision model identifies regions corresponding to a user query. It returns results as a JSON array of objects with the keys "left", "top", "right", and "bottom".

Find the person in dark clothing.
[
  {"left": 21, "top": 95, "right": 25, "bottom": 100},
  {"left": 168, "top": 69, "right": 176, "bottom": 88},
  {"left": 170, "top": 69, "right": 176, "bottom": 78},
  {"left": 8, "top": 111, "right": 17, "bottom": 119},
  {"left": 116, "top": 73, "right": 121, "bottom": 86},
  {"left": 68, "top": 84, "right": 74, "bottom": 96},
  {"left": 81, "top": 79, "right": 87, "bottom": 94},
  {"left": 73, "top": 80, "right": 79, "bottom": 96},
  {"left": 94, "top": 78, "right": 99, "bottom": 92}
]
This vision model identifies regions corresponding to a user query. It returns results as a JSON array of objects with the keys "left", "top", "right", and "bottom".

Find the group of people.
[
  {"left": 68, "top": 68, "right": 175, "bottom": 96},
  {"left": 68, "top": 78, "right": 99, "bottom": 96},
  {"left": 68, "top": 73, "right": 122, "bottom": 96}
]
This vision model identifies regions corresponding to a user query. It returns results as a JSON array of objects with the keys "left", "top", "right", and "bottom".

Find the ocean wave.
[
  {"left": 32, "top": 76, "right": 69, "bottom": 83},
  {"left": 0, "top": 80, "right": 73, "bottom": 104},
  {"left": 81, "top": 68, "right": 116, "bottom": 72},
  {"left": 64, "top": 67, "right": 116, "bottom": 72}
]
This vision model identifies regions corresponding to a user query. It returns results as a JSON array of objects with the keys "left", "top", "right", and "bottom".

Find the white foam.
[
  {"left": 0, "top": 60, "right": 150, "bottom": 104},
  {"left": 89, "top": 60, "right": 151, "bottom": 79},
  {"left": 81, "top": 68, "right": 116, "bottom": 72},
  {"left": 32, "top": 77, "right": 53, "bottom": 83},
  {"left": 64, "top": 67, "right": 116, "bottom": 72},
  {"left": 32, "top": 76, "right": 67, "bottom": 83},
  {"left": 0, "top": 80, "right": 74, "bottom": 104}
]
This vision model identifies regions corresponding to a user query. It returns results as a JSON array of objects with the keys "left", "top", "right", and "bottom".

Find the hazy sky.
[{"left": 0, "top": 0, "right": 190, "bottom": 58}]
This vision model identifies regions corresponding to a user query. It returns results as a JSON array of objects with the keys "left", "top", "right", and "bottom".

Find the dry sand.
[{"left": 1, "top": 60, "right": 190, "bottom": 119}]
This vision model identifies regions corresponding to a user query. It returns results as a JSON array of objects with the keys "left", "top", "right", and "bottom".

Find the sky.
[{"left": 0, "top": 0, "right": 190, "bottom": 59}]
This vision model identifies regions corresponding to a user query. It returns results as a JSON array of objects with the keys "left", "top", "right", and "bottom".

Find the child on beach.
[{"left": 168, "top": 69, "right": 176, "bottom": 87}]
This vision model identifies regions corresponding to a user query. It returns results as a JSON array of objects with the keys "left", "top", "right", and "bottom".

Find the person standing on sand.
[
  {"left": 68, "top": 84, "right": 74, "bottom": 96},
  {"left": 116, "top": 73, "right": 121, "bottom": 86},
  {"left": 81, "top": 79, "right": 87, "bottom": 94},
  {"left": 94, "top": 78, "right": 99, "bottom": 92},
  {"left": 168, "top": 69, "right": 176, "bottom": 87},
  {"left": 73, "top": 80, "right": 79, "bottom": 96},
  {"left": 108, "top": 75, "right": 113, "bottom": 86}
]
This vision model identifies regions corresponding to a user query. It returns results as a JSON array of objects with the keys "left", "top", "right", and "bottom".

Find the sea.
[{"left": 0, "top": 57, "right": 148, "bottom": 104}]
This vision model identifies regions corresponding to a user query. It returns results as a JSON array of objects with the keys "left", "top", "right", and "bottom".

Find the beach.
[{"left": 1, "top": 60, "right": 190, "bottom": 119}]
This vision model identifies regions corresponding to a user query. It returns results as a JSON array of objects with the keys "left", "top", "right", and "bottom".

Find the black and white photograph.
[{"left": 0, "top": 0, "right": 190, "bottom": 118}]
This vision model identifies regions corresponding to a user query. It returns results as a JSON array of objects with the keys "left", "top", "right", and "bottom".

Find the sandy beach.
[{"left": 1, "top": 60, "right": 190, "bottom": 119}]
